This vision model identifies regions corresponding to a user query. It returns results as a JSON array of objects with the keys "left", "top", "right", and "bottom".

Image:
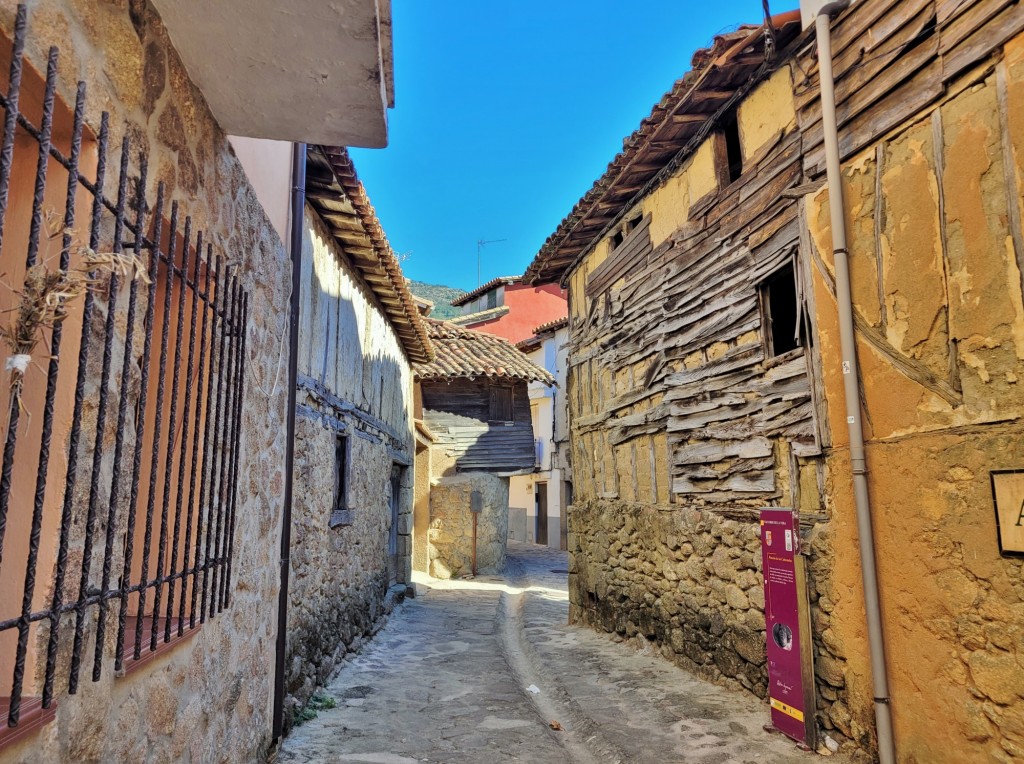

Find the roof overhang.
[
  {"left": 524, "top": 12, "right": 802, "bottom": 284},
  {"left": 151, "top": 0, "right": 395, "bottom": 147}
]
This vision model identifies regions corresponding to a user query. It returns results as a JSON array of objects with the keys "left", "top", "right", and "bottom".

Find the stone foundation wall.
[
  {"left": 286, "top": 412, "right": 412, "bottom": 727},
  {"left": 428, "top": 473, "right": 508, "bottom": 579},
  {"left": 568, "top": 498, "right": 852, "bottom": 752}
]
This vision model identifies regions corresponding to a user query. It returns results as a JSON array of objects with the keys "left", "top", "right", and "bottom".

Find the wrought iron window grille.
[{"left": 0, "top": 5, "right": 249, "bottom": 735}]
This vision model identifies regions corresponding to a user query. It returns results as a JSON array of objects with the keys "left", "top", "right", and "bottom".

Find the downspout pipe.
[
  {"left": 272, "top": 141, "right": 306, "bottom": 743},
  {"left": 812, "top": 5, "right": 896, "bottom": 763}
]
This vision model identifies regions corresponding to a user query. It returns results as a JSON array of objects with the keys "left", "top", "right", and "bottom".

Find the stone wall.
[
  {"left": 285, "top": 208, "right": 415, "bottom": 727},
  {"left": 428, "top": 473, "right": 508, "bottom": 579},
  {"left": 287, "top": 413, "right": 411, "bottom": 726},
  {"left": 569, "top": 499, "right": 848, "bottom": 749},
  {"left": 0, "top": 0, "right": 290, "bottom": 761}
]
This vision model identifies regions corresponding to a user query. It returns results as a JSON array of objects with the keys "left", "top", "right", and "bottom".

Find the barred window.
[{"left": 0, "top": 6, "right": 249, "bottom": 742}]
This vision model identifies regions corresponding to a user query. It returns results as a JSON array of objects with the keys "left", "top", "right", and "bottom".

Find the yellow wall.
[
  {"left": 804, "top": 36, "right": 1024, "bottom": 762},
  {"left": 567, "top": 67, "right": 799, "bottom": 505},
  {"left": 738, "top": 66, "right": 797, "bottom": 161}
]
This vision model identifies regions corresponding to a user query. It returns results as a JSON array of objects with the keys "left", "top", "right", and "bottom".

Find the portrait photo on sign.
[{"left": 772, "top": 622, "right": 794, "bottom": 651}]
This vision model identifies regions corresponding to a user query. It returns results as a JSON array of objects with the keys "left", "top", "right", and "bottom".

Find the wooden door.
[{"left": 535, "top": 482, "right": 548, "bottom": 546}]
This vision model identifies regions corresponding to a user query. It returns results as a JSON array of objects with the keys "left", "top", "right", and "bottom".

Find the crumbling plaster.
[{"left": 804, "top": 37, "right": 1024, "bottom": 762}]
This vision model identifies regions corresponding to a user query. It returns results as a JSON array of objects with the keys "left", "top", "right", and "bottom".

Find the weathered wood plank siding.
[
  {"left": 570, "top": 131, "right": 818, "bottom": 513},
  {"left": 421, "top": 378, "right": 535, "bottom": 474}
]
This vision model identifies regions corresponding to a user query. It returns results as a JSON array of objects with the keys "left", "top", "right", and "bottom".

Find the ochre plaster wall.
[{"left": 804, "top": 35, "right": 1024, "bottom": 762}]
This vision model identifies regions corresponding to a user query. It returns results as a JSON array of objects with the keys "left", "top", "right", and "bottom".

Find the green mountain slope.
[{"left": 407, "top": 280, "right": 466, "bottom": 320}]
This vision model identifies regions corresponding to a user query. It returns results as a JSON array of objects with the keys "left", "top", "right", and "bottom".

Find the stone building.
[
  {"left": 0, "top": 0, "right": 396, "bottom": 761},
  {"left": 412, "top": 319, "right": 553, "bottom": 578},
  {"left": 510, "top": 317, "right": 572, "bottom": 549},
  {"left": 282, "top": 145, "right": 431, "bottom": 724},
  {"left": 524, "top": 2, "right": 1024, "bottom": 761}
]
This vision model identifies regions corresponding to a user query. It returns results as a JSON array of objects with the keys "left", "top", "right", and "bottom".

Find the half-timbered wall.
[
  {"left": 286, "top": 207, "right": 414, "bottom": 727},
  {"left": 564, "top": 3, "right": 1024, "bottom": 761},
  {"left": 796, "top": 5, "right": 1024, "bottom": 761},
  {"left": 565, "top": 65, "right": 833, "bottom": 713}
]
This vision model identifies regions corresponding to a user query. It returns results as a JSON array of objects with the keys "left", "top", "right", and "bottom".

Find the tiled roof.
[
  {"left": 449, "top": 305, "right": 509, "bottom": 326},
  {"left": 415, "top": 319, "right": 554, "bottom": 384},
  {"left": 516, "top": 316, "right": 569, "bottom": 351},
  {"left": 450, "top": 275, "right": 521, "bottom": 307},
  {"left": 523, "top": 11, "right": 802, "bottom": 285},
  {"left": 533, "top": 316, "right": 569, "bottom": 335},
  {"left": 306, "top": 146, "right": 433, "bottom": 363}
]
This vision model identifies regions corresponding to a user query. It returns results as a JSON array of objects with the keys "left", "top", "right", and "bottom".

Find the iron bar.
[
  {"left": 0, "top": 3, "right": 25, "bottom": 263},
  {"left": 7, "top": 64, "right": 80, "bottom": 727},
  {"left": 222, "top": 292, "right": 248, "bottom": 608},
  {"left": 201, "top": 271, "right": 232, "bottom": 622},
  {"left": 0, "top": 28, "right": 43, "bottom": 573},
  {"left": 156, "top": 218, "right": 194, "bottom": 645},
  {"left": 171, "top": 235, "right": 204, "bottom": 636},
  {"left": 24, "top": 46, "right": 57, "bottom": 270},
  {"left": 43, "top": 107, "right": 106, "bottom": 708},
  {"left": 191, "top": 253, "right": 221, "bottom": 628},
  {"left": 113, "top": 181, "right": 165, "bottom": 672},
  {"left": 133, "top": 202, "right": 180, "bottom": 660},
  {"left": 92, "top": 154, "right": 149, "bottom": 682},
  {"left": 218, "top": 281, "right": 243, "bottom": 609},
  {"left": 208, "top": 276, "right": 238, "bottom": 619},
  {"left": 68, "top": 135, "right": 131, "bottom": 695}
]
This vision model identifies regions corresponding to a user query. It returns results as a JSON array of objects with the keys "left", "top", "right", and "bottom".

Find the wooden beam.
[
  {"left": 670, "top": 113, "right": 708, "bottom": 124},
  {"left": 690, "top": 89, "right": 734, "bottom": 103}
]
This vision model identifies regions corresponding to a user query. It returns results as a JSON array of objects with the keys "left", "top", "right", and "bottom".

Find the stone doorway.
[{"left": 388, "top": 465, "right": 403, "bottom": 584}]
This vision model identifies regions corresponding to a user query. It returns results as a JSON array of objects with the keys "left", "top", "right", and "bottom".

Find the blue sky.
[{"left": 350, "top": 1, "right": 787, "bottom": 292}]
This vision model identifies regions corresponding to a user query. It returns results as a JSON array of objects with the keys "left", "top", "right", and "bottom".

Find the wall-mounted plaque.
[{"left": 991, "top": 470, "right": 1024, "bottom": 556}]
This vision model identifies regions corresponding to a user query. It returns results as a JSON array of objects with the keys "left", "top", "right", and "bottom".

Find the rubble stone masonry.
[{"left": 0, "top": 0, "right": 290, "bottom": 761}]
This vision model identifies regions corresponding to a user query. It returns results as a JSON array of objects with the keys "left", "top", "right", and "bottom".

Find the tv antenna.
[{"left": 476, "top": 238, "right": 507, "bottom": 286}]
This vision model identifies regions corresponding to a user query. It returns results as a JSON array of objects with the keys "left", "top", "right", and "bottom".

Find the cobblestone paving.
[{"left": 275, "top": 542, "right": 838, "bottom": 764}]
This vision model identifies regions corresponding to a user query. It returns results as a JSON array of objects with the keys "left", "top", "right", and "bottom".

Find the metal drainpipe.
[
  {"left": 272, "top": 141, "right": 306, "bottom": 744},
  {"left": 813, "top": 5, "right": 896, "bottom": 762}
]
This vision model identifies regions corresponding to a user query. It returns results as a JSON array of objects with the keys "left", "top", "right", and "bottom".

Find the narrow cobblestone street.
[{"left": 276, "top": 543, "right": 835, "bottom": 764}]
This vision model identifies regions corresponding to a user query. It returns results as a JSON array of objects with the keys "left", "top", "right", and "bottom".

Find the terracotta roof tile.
[
  {"left": 306, "top": 146, "right": 433, "bottom": 363},
  {"left": 523, "top": 12, "right": 802, "bottom": 285},
  {"left": 450, "top": 275, "right": 521, "bottom": 307},
  {"left": 415, "top": 319, "right": 554, "bottom": 385}
]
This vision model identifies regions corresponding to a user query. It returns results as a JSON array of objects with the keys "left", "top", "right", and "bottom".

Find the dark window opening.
[
  {"left": 331, "top": 434, "right": 353, "bottom": 527},
  {"left": 489, "top": 386, "right": 514, "bottom": 422},
  {"left": 486, "top": 289, "right": 498, "bottom": 310},
  {"left": 723, "top": 113, "right": 743, "bottom": 183},
  {"left": 759, "top": 261, "right": 810, "bottom": 358},
  {"left": 610, "top": 230, "right": 624, "bottom": 250},
  {"left": 625, "top": 214, "right": 642, "bottom": 233}
]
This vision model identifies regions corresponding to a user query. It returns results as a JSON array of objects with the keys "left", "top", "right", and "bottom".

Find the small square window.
[
  {"left": 489, "top": 387, "right": 514, "bottom": 422},
  {"left": 758, "top": 261, "right": 811, "bottom": 358}
]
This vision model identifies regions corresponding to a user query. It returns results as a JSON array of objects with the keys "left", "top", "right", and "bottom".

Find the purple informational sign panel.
[{"left": 760, "top": 507, "right": 811, "bottom": 746}]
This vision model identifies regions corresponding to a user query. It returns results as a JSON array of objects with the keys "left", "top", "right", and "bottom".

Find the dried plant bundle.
[{"left": 0, "top": 249, "right": 149, "bottom": 397}]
